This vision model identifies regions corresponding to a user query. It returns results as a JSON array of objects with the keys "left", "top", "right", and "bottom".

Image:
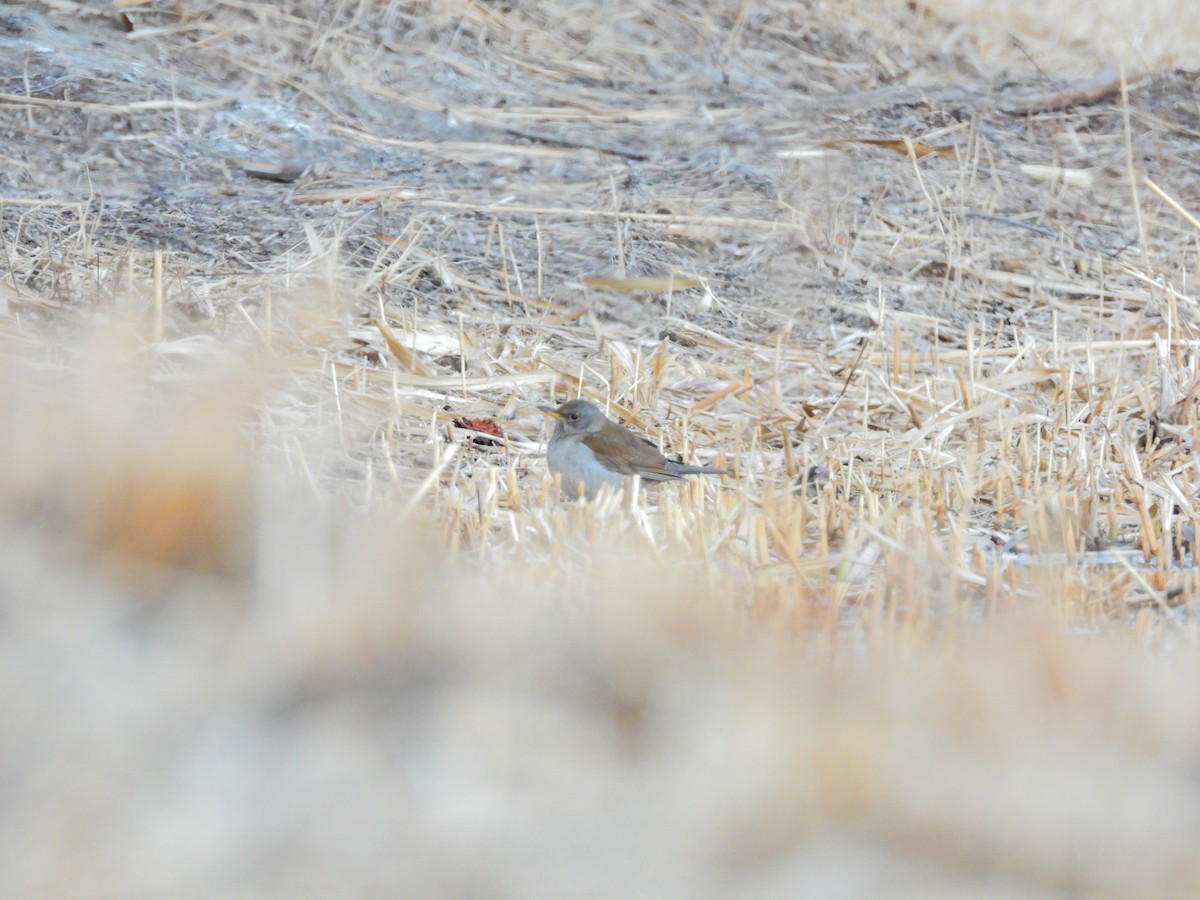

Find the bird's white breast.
[{"left": 548, "top": 434, "right": 625, "bottom": 499}]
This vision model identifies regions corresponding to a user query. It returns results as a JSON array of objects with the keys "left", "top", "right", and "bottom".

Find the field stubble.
[{"left": 3, "top": 0, "right": 1200, "bottom": 896}]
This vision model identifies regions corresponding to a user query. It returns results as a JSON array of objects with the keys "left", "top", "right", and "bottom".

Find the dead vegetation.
[{"left": 4, "top": 0, "right": 1200, "bottom": 895}]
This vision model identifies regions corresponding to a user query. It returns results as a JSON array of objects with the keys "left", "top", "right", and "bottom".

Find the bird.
[{"left": 540, "top": 398, "right": 728, "bottom": 500}]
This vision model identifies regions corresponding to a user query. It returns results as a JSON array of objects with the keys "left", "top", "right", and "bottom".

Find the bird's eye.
[{"left": 570, "top": 413, "right": 579, "bottom": 420}]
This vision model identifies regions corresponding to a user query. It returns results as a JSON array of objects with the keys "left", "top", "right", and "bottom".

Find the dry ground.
[{"left": 4, "top": 1, "right": 1200, "bottom": 896}]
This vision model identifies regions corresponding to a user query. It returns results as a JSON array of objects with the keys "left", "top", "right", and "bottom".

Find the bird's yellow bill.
[{"left": 539, "top": 406, "right": 563, "bottom": 418}]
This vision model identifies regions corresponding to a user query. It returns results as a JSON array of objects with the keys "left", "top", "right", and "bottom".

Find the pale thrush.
[{"left": 541, "top": 399, "right": 728, "bottom": 500}]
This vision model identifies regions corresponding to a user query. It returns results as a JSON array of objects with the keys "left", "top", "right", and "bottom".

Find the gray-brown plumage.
[{"left": 541, "top": 399, "right": 728, "bottom": 499}]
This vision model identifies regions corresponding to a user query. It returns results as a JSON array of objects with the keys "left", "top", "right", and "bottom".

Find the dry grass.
[{"left": 4, "top": 0, "right": 1200, "bottom": 895}]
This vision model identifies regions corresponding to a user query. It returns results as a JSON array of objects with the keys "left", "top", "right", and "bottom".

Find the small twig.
[
  {"left": 499, "top": 125, "right": 649, "bottom": 161},
  {"left": 0, "top": 91, "right": 236, "bottom": 114},
  {"left": 1000, "top": 72, "right": 1141, "bottom": 115},
  {"left": 292, "top": 191, "right": 807, "bottom": 233},
  {"left": 1143, "top": 177, "right": 1200, "bottom": 235},
  {"left": 959, "top": 211, "right": 1057, "bottom": 238}
]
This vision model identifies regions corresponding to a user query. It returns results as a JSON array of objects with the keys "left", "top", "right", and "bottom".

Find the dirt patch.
[{"left": 4, "top": 3, "right": 1196, "bottom": 352}]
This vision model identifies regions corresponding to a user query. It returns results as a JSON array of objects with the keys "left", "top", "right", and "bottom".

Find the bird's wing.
[{"left": 580, "top": 427, "right": 683, "bottom": 482}]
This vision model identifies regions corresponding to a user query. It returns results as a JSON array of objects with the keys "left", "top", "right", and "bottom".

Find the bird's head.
[{"left": 539, "top": 399, "right": 606, "bottom": 435}]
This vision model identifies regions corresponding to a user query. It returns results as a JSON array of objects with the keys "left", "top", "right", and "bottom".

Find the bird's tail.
[{"left": 670, "top": 462, "right": 729, "bottom": 476}]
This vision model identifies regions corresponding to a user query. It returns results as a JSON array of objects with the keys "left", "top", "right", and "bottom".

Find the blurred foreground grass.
[{"left": 2, "top": 308, "right": 1199, "bottom": 898}]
